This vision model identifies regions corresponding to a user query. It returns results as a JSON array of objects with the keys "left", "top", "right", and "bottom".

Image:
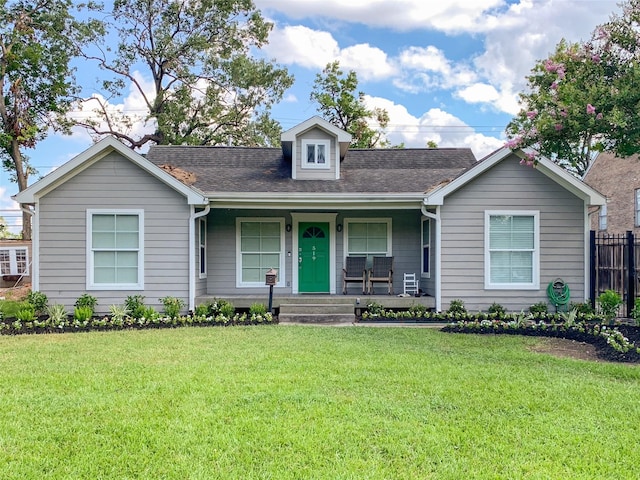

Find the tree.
[
  {"left": 506, "top": 0, "right": 640, "bottom": 177},
  {"left": 311, "top": 61, "right": 391, "bottom": 148},
  {"left": 0, "top": 0, "right": 100, "bottom": 239},
  {"left": 77, "top": 0, "right": 293, "bottom": 149}
]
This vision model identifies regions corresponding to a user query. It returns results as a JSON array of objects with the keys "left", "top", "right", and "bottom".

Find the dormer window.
[{"left": 302, "top": 140, "right": 330, "bottom": 169}]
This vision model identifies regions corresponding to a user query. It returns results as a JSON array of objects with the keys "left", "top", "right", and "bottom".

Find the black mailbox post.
[{"left": 265, "top": 268, "right": 278, "bottom": 313}]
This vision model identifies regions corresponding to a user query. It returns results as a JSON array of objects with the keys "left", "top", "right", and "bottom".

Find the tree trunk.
[{"left": 11, "top": 139, "right": 31, "bottom": 240}]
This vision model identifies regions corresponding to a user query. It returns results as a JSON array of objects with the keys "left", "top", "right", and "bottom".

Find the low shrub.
[
  {"left": 75, "top": 294, "right": 98, "bottom": 311},
  {"left": 447, "top": 299, "right": 466, "bottom": 315},
  {"left": 598, "top": 289, "right": 623, "bottom": 322},
  {"left": 46, "top": 304, "right": 67, "bottom": 324},
  {"left": 529, "top": 302, "right": 548, "bottom": 315},
  {"left": 26, "top": 291, "right": 48, "bottom": 316},
  {"left": 249, "top": 303, "right": 268, "bottom": 316},
  {"left": 160, "top": 296, "right": 186, "bottom": 319},
  {"left": 487, "top": 302, "right": 506, "bottom": 316},
  {"left": 74, "top": 306, "right": 94, "bottom": 322}
]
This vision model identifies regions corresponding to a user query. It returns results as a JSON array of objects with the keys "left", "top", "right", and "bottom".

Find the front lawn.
[{"left": 1, "top": 326, "right": 638, "bottom": 479}]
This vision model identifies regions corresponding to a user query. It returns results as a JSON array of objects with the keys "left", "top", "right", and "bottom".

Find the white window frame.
[
  {"left": 421, "top": 218, "right": 430, "bottom": 278},
  {"left": 344, "top": 218, "right": 392, "bottom": 266},
  {"left": 199, "top": 217, "right": 207, "bottom": 279},
  {"left": 0, "top": 247, "right": 29, "bottom": 276},
  {"left": 86, "top": 209, "right": 144, "bottom": 290},
  {"left": 236, "top": 217, "right": 285, "bottom": 288},
  {"left": 484, "top": 210, "right": 539, "bottom": 290},
  {"left": 599, "top": 204, "right": 607, "bottom": 231},
  {"left": 301, "top": 139, "right": 331, "bottom": 169}
]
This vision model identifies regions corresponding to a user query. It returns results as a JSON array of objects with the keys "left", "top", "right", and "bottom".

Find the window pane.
[
  {"left": 242, "top": 267, "right": 262, "bottom": 282},
  {"left": 93, "top": 214, "right": 115, "bottom": 231},
  {"left": 261, "top": 237, "right": 280, "bottom": 251},
  {"left": 349, "top": 223, "right": 367, "bottom": 237},
  {"left": 349, "top": 238, "right": 368, "bottom": 253},
  {"left": 261, "top": 222, "right": 280, "bottom": 237},
  {"left": 116, "top": 232, "right": 139, "bottom": 249},
  {"left": 116, "top": 215, "right": 139, "bottom": 231},
  {"left": 243, "top": 254, "right": 260, "bottom": 268},
  {"left": 422, "top": 220, "right": 430, "bottom": 244},
  {"left": 307, "top": 144, "right": 315, "bottom": 163},
  {"left": 241, "top": 222, "right": 260, "bottom": 236},
  {"left": 423, "top": 246, "right": 429, "bottom": 273},
  {"left": 0, "top": 250, "right": 10, "bottom": 275},
  {"left": 317, "top": 144, "right": 326, "bottom": 164},
  {"left": 261, "top": 254, "right": 280, "bottom": 269},
  {"left": 93, "top": 232, "right": 115, "bottom": 249},
  {"left": 368, "top": 223, "right": 387, "bottom": 237},
  {"left": 367, "top": 238, "right": 387, "bottom": 252},
  {"left": 241, "top": 237, "right": 261, "bottom": 251}
]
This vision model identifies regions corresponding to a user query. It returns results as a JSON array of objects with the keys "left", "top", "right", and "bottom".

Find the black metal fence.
[{"left": 590, "top": 231, "right": 640, "bottom": 317}]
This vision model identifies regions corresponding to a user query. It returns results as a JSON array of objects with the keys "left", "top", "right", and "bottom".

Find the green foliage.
[
  {"left": 26, "top": 291, "right": 48, "bottom": 316},
  {"left": 365, "top": 301, "right": 385, "bottom": 317},
  {"left": 159, "top": 296, "right": 186, "bottom": 319},
  {"left": 447, "top": 299, "right": 467, "bottom": 315},
  {"left": 79, "top": 0, "right": 293, "bottom": 149},
  {"left": 141, "top": 306, "right": 158, "bottom": 321},
  {"left": 218, "top": 300, "right": 235, "bottom": 319},
  {"left": 570, "top": 301, "right": 595, "bottom": 315},
  {"left": 15, "top": 304, "right": 36, "bottom": 322},
  {"left": 194, "top": 303, "right": 211, "bottom": 317},
  {"left": 0, "top": 0, "right": 102, "bottom": 238},
  {"left": 598, "top": 289, "right": 623, "bottom": 321},
  {"left": 408, "top": 304, "right": 428, "bottom": 317},
  {"left": 73, "top": 306, "right": 94, "bottom": 322},
  {"left": 529, "top": 302, "right": 549, "bottom": 315},
  {"left": 249, "top": 303, "right": 268, "bottom": 316},
  {"left": 46, "top": 304, "right": 68, "bottom": 324},
  {"left": 506, "top": 2, "right": 640, "bottom": 176},
  {"left": 488, "top": 302, "right": 506, "bottom": 315},
  {"left": 125, "top": 295, "right": 147, "bottom": 319},
  {"left": 311, "top": 61, "right": 392, "bottom": 148},
  {"left": 108, "top": 304, "right": 130, "bottom": 323},
  {"left": 75, "top": 294, "right": 97, "bottom": 311},
  {"left": 631, "top": 297, "right": 640, "bottom": 325}
]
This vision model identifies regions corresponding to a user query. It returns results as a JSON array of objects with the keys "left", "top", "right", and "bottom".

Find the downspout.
[
  {"left": 20, "top": 205, "right": 37, "bottom": 290},
  {"left": 189, "top": 204, "right": 210, "bottom": 312},
  {"left": 421, "top": 204, "right": 441, "bottom": 312}
]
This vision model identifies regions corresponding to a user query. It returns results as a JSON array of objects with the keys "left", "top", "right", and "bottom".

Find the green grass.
[{"left": 1, "top": 326, "right": 638, "bottom": 479}]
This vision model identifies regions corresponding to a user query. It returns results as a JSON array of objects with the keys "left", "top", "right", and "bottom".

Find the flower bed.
[
  {"left": 0, "top": 312, "right": 276, "bottom": 335},
  {"left": 442, "top": 318, "right": 640, "bottom": 363}
]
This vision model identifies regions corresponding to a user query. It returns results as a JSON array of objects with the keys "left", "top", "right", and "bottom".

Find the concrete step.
[
  {"left": 279, "top": 303, "right": 354, "bottom": 315},
  {"left": 278, "top": 313, "right": 355, "bottom": 324}
]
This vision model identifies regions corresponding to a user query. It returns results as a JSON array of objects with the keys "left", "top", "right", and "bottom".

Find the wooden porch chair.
[
  {"left": 342, "top": 256, "right": 367, "bottom": 294},
  {"left": 368, "top": 256, "right": 394, "bottom": 295}
]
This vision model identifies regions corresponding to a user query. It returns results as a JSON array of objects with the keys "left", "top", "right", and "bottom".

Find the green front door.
[{"left": 298, "top": 222, "right": 330, "bottom": 293}]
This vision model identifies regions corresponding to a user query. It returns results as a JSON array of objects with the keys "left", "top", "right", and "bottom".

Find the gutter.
[{"left": 188, "top": 204, "right": 210, "bottom": 312}]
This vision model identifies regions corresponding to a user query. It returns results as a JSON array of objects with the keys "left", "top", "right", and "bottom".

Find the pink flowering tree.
[{"left": 506, "top": 0, "right": 640, "bottom": 177}]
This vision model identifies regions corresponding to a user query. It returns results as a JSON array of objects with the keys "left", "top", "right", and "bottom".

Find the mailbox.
[{"left": 265, "top": 268, "right": 278, "bottom": 286}]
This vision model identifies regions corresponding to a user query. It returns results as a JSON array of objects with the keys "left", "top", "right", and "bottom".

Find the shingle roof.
[{"left": 145, "top": 145, "right": 477, "bottom": 194}]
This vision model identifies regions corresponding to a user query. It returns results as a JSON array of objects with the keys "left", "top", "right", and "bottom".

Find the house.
[
  {"left": 0, "top": 239, "right": 31, "bottom": 288},
  {"left": 583, "top": 151, "right": 640, "bottom": 233},
  {"left": 13, "top": 116, "right": 606, "bottom": 314}
]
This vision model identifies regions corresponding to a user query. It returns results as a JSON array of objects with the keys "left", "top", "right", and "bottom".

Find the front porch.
[{"left": 195, "top": 294, "right": 435, "bottom": 323}]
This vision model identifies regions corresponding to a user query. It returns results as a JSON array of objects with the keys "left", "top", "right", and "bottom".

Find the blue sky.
[{"left": 0, "top": 0, "right": 623, "bottom": 233}]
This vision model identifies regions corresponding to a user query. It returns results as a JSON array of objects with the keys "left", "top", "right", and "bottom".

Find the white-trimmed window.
[
  {"left": 199, "top": 218, "right": 207, "bottom": 278},
  {"left": 344, "top": 218, "right": 392, "bottom": 266},
  {"left": 87, "top": 210, "right": 143, "bottom": 289},
  {"left": 599, "top": 204, "right": 607, "bottom": 231},
  {"left": 237, "top": 218, "right": 284, "bottom": 287},
  {"left": 421, "top": 218, "right": 430, "bottom": 277},
  {"left": 302, "top": 140, "right": 330, "bottom": 169},
  {"left": 0, "top": 247, "right": 28, "bottom": 276},
  {"left": 485, "top": 211, "right": 539, "bottom": 289}
]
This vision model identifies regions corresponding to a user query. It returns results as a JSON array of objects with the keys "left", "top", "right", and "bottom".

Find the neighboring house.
[
  {"left": 14, "top": 116, "right": 605, "bottom": 314},
  {"left": 583, "top": 152, "right": 640, "bottom": 234},
  {"left": 0, "top": 239, "right": 31, "bottom": 287}
]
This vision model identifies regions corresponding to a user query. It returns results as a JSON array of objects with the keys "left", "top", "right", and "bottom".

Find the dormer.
[{"left": 281, "top": 116, "right": 352, "bottom": 180}]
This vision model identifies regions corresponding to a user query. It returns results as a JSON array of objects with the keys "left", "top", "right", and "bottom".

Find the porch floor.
[{"left": 195, "top": 293, "right": 435, "bottom": 315}]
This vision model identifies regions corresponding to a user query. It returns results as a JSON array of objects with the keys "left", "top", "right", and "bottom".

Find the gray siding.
[
  {"left": 38, "top": 151, "right": 191, "bottom": 313},
  {"left": 204, "top": 209, "right": 424, "bottom": 297},
  {"left": 440, "top": 155, "right": 586, "bottom": 312},
  {"left": 295, "top": 127, "right": 337, "bottom": 180}
]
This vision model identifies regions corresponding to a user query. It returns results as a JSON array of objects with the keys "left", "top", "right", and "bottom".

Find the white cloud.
[
  {"left": 257, "top": 0, "right": 512, "bottom": 34},
  {"left": 364, "top": 96, "right": 503, "bottom": 158},
  {"left": 264, "top": 25, "right": 339, "bottom": 68},
  {"left": 338, "top": 44, "right": 396, "bottom": 80}
]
